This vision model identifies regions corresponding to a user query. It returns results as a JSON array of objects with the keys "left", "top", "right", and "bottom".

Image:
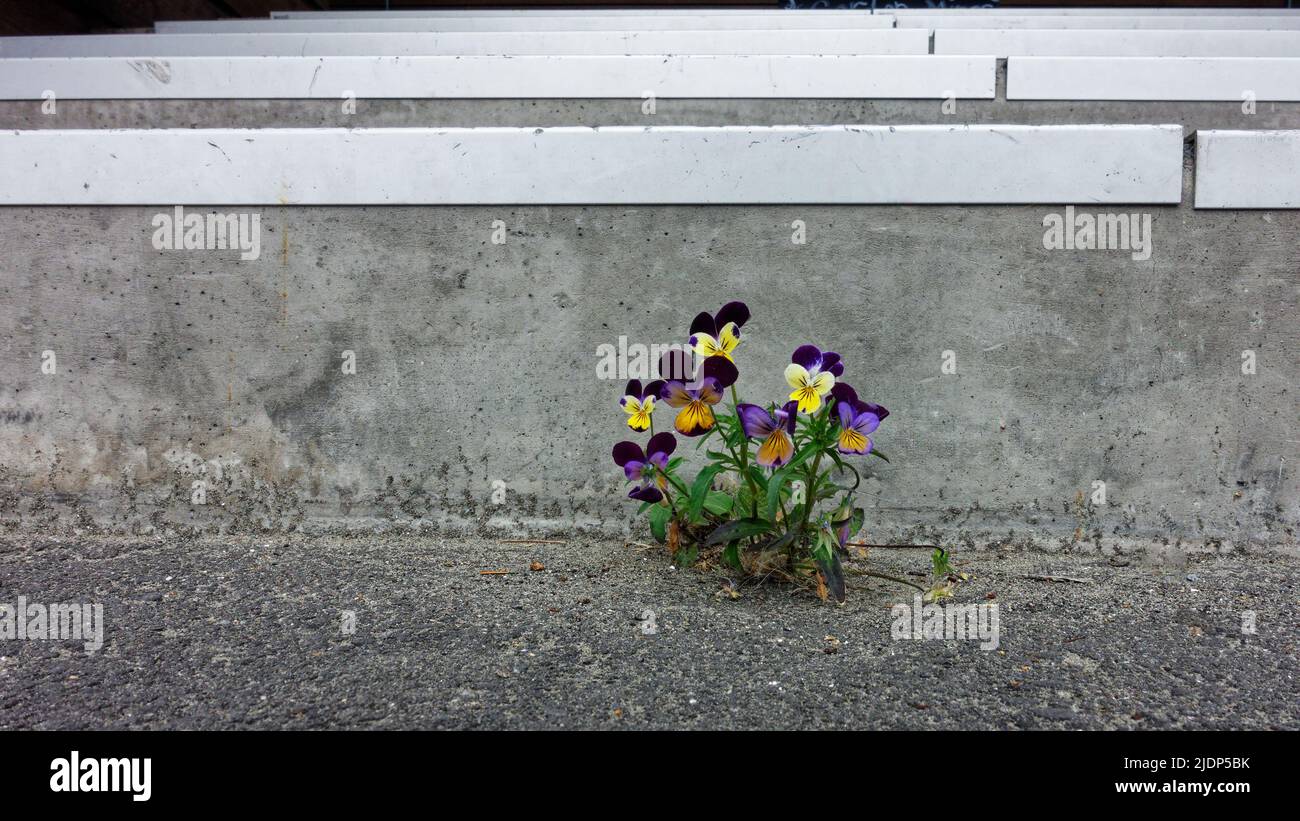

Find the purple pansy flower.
[
  {"left": 656, "top": 351, "right": 738, "bottom": 437},
  {"left": 830, "top": 383, "right": 887, "bottom": 455},
  {"left": 736, "top": 401, "right": 799, "bottom": 468},
  {"left": 619, "top": 378, "right": 665, "bottom": 432},
  {"left": 688, "top": 301, "right": 750, "bottom": 363},
  {"left": 836, "top": 402, "right": 881, "bottom": 456},
  {"left": 661, "top": 377, "right": 725, "bottom": 437},
  {"left": 612, "top": 432, "right": 677, "bottom": 503},
  {"left": 785, "top": 345, "right": 842, "bottom": 414},
  {"left": 831, "top": 383, "right": 889, "bottom": 422}
]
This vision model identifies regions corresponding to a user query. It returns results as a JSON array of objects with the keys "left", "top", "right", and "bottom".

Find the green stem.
[
  {"left": 797, "top": 449, "right": 824, "bottom": 546},
  {"left": 654, "top": 466, "right": 681, "bottom": 520},
  {"left": 730, "top": 384, "right": 759, "bottom": 517}
]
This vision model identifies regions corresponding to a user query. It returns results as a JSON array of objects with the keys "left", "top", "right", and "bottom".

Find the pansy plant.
[{"left": 611, "top": 301, "right": 929, "bottom": 604}]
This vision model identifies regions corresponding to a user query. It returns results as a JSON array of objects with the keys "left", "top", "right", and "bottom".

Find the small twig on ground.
[
  {"left": 498, "top": 539, "right": 567, "bottom": 545},
  {"left": 1024, "top": 574, "right": 1093, "bottom": 584},
  {"left": 479, "top": 569, "right": 510, "bottom": 575},
  {"left": 846, "top": 542, "right": 937, "bottom": 550},
  {"left": 846, "top": 568, "right": 927, "bottom": 592}
]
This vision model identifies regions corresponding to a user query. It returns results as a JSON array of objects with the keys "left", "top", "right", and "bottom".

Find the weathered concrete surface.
[
  {"left": 0, "top": 534, "right": 1296, "bottom": 730},
  {"left": 0, "top": 98, "right": 1297, "bottom": 551}
]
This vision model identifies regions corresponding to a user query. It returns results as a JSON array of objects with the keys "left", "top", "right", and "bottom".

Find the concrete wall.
[{"left": 1, "top": 97, "right": 1297, "bottom": 553}]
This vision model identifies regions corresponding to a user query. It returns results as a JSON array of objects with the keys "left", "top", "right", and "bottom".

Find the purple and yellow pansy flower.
[
  {"left": 831, "top": 383, "right": 889, "bottom": 421},
  {"left": 656, "top": 353, "right": 739, "bottom": 437},
  {"left": 619, "top": 379, "right": 664, "bottom": 432},
  {"left": 612, "top": 432, "right": 677, "bottom": 503},
  {"left": 830, "top": 383, "right": 888, "bottom": 456},
  {"left": 688, "top": 301, "right": 750, "bottom": 363},
  {"left": 661, "top": 377, "right": 725, "bottom": 437},
  {"left": 737, "top": 401, "right": 799, "bottom": 468},
  {"left": 836, "top": 401, "right": 881, "bottom": 456},
  {"left": 785, "top": 345, "right": 843, "bottom": 414}
]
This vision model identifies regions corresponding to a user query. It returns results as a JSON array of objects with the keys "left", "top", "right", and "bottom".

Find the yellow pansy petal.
[
  {"left": 674, "top": 401, "right": 715, "bottom": 436},
  {"left": 717, "top": 322, "right": 741, "bottom": 356},
  {"left": 756, "top": 430, "right": 794, "bottom": 467},
  {"left": 790, "top": 385, "right": 823, "bottom": 414},
  {"left": 784, "top": 363, "right": 811, "bottom": 390},
  {"left": 838, "top": 428, "right": 868, "bottom": 454},
  {"left": 627, "top": 409, "right": 652, "bottom": 432},
  {"left": 692, "top": 332, "right": 732, "bottom": 362},
  {"left": 621, "top": 396, "right": 644, "bottom": 415}
]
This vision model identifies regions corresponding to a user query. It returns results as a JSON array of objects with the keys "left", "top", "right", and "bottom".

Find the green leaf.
[
  {"left": 759, "top": 530, "right": 799, "bottom": 554},
  {"left": 870, "top": 447, "right": 890, "bottom": 463},
  {"left": 674, "top": 542, "right": 699, "bottom": 568},
  {"left": 666, "top": 473, "right": 690, "bottom": 498},
  {"left": 686, "top": 465, "right": 724, "bottom": 521},
  {"left": 811, "top": 528, "right": 835, "bottom": 564},
  {"left": 764, "top": 467, "right": 789, "bottom": 522},
  {"left": 647, "top": 504, "right": 670, "bottom": 543},
  {"left": 816, "top": 549, "right": 847, "bottom": 604},
  {"left": 722, "top": 542, "right": 742, "bottom": 570},
  {"left": 932, "top": 546, "right": 955, "bottom": 579},
  {"left": 702, "top": 491, "right": 733, "bottom": 515},
  {"left": 704, "top": 517, "right": 772, "bottom": 546}
]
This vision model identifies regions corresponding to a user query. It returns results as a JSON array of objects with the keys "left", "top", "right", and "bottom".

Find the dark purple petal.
[
  {"left": 856, "top": 400, "right": 889, "bottom": 422},
  {"left": 641, "top": 379, "right": 665, "bottom": 401},
  {"left": 714, "top": 301, "right": 750, "bottom": 331},
  {"left": 779, "top": 400, "right": 799, "bottom": 434},
  {"left": 829, "top": 361, "right": 844, "bottom": 377},
  {"left": 821, "top": 352, "right": 842, "bottom": 373},
  {"left": 628, "top": 485, "right": 663, "bottom": 503},
  {"left": 831, "top": 382, "right": 858, "bottom": 406},
  {"left": 736, "top": 403, "right": 776, "bottom": 438},
  {"left": 623, "top": 379, "right": 642, "bottom": 399},
  {"left": 657, "top": 347, "right": 696, "bottom": 382},
  {"left": 688, "top": 311, "right": 717, "bottom": 339},
  {"left": 791, "top": 344, "right": 822, "bottom": 371},
  {"left": 702, "top": 355, "right": 738, "bottom": 388},
  {"left": 612, "top": 441, "right": 645, "bottom": 467},
  {"left": 647, "top": 431, "right": 677, "bottom": 461},
  {"left": 623, "top": 459, "right": 646, "bottom": 482}
]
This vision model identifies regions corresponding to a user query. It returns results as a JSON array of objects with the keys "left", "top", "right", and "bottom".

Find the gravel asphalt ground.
[{"left": 1, "top": 535, "right": 1296, "bottom": 730}]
